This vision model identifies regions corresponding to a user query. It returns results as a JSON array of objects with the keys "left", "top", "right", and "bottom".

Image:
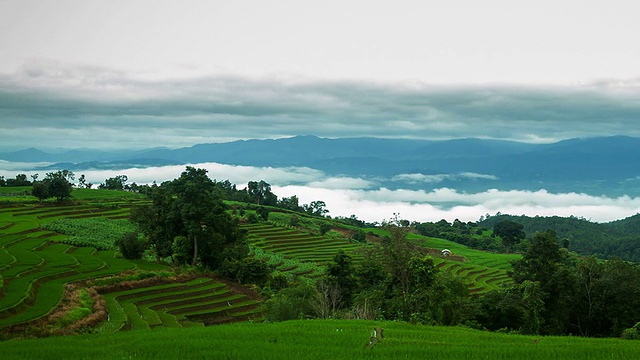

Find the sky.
[
  {"left": 2, "top": 1, "right": 640, "bottom": 222},
  {"left": 1, "top": 0, "right": 640, "bottom": 150}
]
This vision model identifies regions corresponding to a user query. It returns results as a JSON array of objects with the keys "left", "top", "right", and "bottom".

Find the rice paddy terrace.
[
  {"left": 0, "top": 199, "right": 160, "bottom": 328},
  {"left": 0, "top": 193, "right": 260, "bottom": 332},
  {"left": 242, "top": 222, "right": 514, "bottom": 293},
  {"left": 0, "top": 187, "right": 516, "bottom": 335},
  {"left": 96, "top": 276, "right": 261, "bottom": 333}
]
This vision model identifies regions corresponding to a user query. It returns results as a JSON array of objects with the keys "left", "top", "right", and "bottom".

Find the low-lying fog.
[{"left": 2, "top": 161, "right": 639, "bottom": 224}]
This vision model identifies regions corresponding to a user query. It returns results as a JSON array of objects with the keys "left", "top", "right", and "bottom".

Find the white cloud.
[
  {"left": 392, "top": 172, "right": 498, "bottom": 184},
  {"left": 3, "top": 161, "right": 639, "bottom": 224},
  {"left": 273, "top": 185, "right": 640, "bottom": 224}
]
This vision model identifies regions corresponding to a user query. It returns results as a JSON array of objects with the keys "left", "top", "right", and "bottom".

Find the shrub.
[
  {"left": 319, "top": 223, "right": 331, "bottom": 235},
  {"left": 246, "top": 213, "right": 259, "bottom": 224},
  {"left": 622, "top": 322, "right": 640, "bottom": 340},
  {"left": 351, "top": 229, "right": 366, "bottom": 243},
  {"left": 220, "top": 257, "right": 272, "bottom": 286},
  {"left": 116, "top": 232, "right": 147, "bottom": 260},
  {"left": 262, "top": 280, "right": 318, "bottom": 321}
]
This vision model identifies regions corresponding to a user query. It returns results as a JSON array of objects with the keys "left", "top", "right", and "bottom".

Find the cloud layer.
[
  {"left": 2, "top": 62, "right": 640, "bottom": 150},
  {"left": 2, "top": 161, "right": 638, "bottom": 224}
]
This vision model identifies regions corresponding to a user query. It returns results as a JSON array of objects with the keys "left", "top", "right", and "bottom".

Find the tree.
[
  {"left": 246, "top": 180, "right": 276, "bottom": 206},
  {"left": 351, "top": 229, "right": 366, "bottom": 242},
  {"left": 132, "top": 167, "right": 246, "bottom": 270},
  {"left": 493, "top": 220, "right": 526, "bottom": 253},
  {"left": 304, "top": 200, "right": 329, "bottom": 217},
  {"left": 510, "top": 230, "right": 576, "bottom": 334},
  {"left": 6, "top": 174, "right": 31, "bottom": 186},
  {"left": 325, "top": 250, "right": 357, "bottom": 308},
  {"left": 116, "top": 232, "right": 147, "bottom": 260},
  {"left": 77, "top": 174, "right": 92, "bottom": 189},
  {"left": 131, "top": 185, "right": 179, "bottom": 259},
  {"left": 278, "top": 195, "right": 301, "bottom": 211},
  {"left": 31, "top": 181, "right": 49, "bottom": 202},
  {"left": 34, "top": 171, "right": 74, "bottom": 202},
  {"left": 99, "top": 175, "right": 128, "bottom": 190}
]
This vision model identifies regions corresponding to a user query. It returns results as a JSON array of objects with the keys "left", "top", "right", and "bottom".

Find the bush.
[
  {"left": 246, "top": 213, "right": 260, "bottom": 224},
  {"left": 351, "top": 229, "right": 366, "bottom": 243},
  {"left": 319, "top": 223, "right": 331, "bottom": 235},
  {"left": 116, "top": 232, "right": 147, "bottom": 260},
  {"left": 219, "top": 257, "right": 272, "bottom": 287},
  {"left": 622, "top": 322, "right": 640, "bottom": 340},
  {"left": 261, "top": 280, "right": 318, "bottom": 321}
]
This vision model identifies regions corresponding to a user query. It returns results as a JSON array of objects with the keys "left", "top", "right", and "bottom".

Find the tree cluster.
[
  {"left": 479, "top": 230, "right": 640, "bottom": 336},
  {"left": 0, "top": 173, "right": 33, "bottom": 187},
  {"left": 479, "top": 213, "right": 640, "bottom": 262},
  {"left": 130, "top": 167, "right": 247, "bottom": 269},
  {"left": 31, "top": 170, "right": 75, "bottom": 202},
  {"left": 415, "top": 219, "right": 506, "bottom": 253}
]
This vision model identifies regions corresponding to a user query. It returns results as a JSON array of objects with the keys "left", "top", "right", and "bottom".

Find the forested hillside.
[{"left": 479, "top": 214, "right": 640, "bottom": 261}]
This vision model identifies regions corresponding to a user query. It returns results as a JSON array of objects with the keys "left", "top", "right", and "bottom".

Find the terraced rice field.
[
  {"left": 97, "top": 277, "right": 261, "bottom": 332},
  {"left": 432, "top": 258, "right": 511, "bottom": 293},
  {"left": 244, "top": 223, "right": 512, "bottom": 293},
  {"left": 0, "top": 201, "right": 168, "bottom": 328},
  {"left": 242, "top": 223, "right": 363, "bottom": 276}
]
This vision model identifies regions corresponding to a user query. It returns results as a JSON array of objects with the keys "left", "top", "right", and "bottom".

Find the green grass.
[{"left": 1, "top": 319, "right": 638, "bottom": 359}]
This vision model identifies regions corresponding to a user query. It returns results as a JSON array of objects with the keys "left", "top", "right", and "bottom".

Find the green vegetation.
[
  {"left": 96, "top": 277, "right": 260, "bottom": 332},
  {"left": 1, "top": 320, "right": 639, "bottom": 360},
  {"left": 41, "top": 218, "right": 138, "bottom": 250},
  {"left": 480, "top": 213, "right": 640, "bottom": 262},
  {"left": 3, "top": 167, "right": 640, "bottom": 358}
]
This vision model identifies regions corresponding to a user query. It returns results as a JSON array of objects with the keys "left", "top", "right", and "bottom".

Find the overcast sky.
[{"left": 2, "top": 0, "right": 640, "bottom": 150}]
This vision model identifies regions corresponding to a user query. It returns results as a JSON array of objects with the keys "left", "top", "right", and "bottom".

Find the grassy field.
[{"left": 1, "top": 319, "right": 638, "bottom": 359}]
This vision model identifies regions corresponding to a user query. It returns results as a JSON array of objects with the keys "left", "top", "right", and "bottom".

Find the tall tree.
[
  {"left": 510, "top": 230, "right": 576, "bottom": 334},
  {"left": 246, "top": 180, "right": 276, "bottom": 205},
  {"left": 493, "top": 220, "right": 526, "bottom": 253}
]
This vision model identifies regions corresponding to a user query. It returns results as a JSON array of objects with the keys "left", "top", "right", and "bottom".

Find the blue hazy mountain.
[{"left": 2, "top": 135, "right": 639, "bottom": 197}]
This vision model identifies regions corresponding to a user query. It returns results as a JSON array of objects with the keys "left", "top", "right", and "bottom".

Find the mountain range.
[{"left": 1, "top": 135, "right": 640, "bottom": 196}]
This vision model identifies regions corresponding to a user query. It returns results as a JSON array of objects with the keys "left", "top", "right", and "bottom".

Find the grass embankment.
[{"left": 1, "top": 320, "right": 638, "bottom": 360}]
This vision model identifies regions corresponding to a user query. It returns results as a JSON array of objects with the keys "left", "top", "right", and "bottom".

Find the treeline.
[
  {"left": 479, "top": 214, "right": 640, "bottom": 262},
  {"left": 414, "top": 219, "right": 506, "bottom": 253}
]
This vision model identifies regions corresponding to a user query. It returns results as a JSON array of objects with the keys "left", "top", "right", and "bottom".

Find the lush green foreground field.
[{"left": 1, "top": 320, "right": 638, "bottom": 360}]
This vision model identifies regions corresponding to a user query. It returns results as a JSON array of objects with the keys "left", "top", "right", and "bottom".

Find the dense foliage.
[
  {"left": 31, "top": 170, "right": 75, "bottom": 202},
  {"left": 479, "top": 213, "right": 640, "bottom": 261},
  {"left": 479, "top": 230, "right": 640, "bottom": 336},
  {"left": 131, "top": 166, "right": 247, "bottom": 270}
]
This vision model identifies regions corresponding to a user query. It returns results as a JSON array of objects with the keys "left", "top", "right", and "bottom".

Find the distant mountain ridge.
[{"left": 1, "top": 135, "right": 640, "bottom": 197}]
